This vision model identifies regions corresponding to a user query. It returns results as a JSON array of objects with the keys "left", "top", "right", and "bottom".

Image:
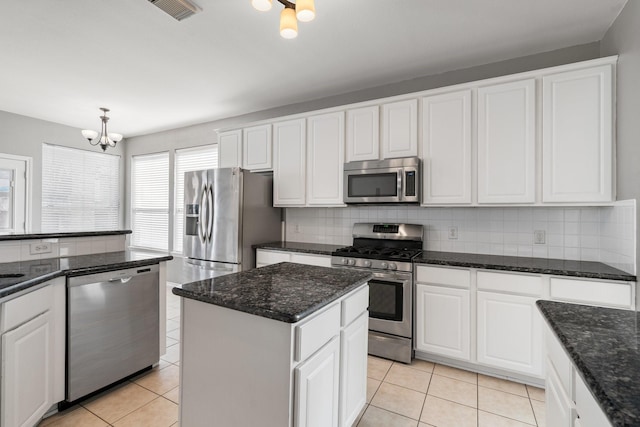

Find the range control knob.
[
  {"left": 380, "top": 262, "right": 388, "bottom": 269},
  {"left": 388, "top": 262, "right": 397, "bottom": 270},
  {"left": 341, "top": 258, "right": 349, "bottom": 265},
  {"left": 348, "top": 259, "right": 356, "bottom": 266},
  {"left": 363, "top": 260, "right": 372, "bottom": 268}
]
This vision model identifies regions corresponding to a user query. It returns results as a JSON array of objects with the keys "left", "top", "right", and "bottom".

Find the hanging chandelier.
[
  {"left": 81, "top": 108, "right": 123, "bottom": 152},
  {"left": 251, "top": 0, "right": 316, "bottom": 39}
]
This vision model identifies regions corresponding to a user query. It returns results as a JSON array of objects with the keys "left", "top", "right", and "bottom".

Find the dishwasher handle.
[{"left": 108, "top": 276, "right": 133, "bottom": 283}]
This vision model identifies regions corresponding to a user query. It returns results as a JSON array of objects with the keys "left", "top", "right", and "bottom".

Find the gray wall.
[
  {"left": 601, "top": 0, "right": 640, "bottom": 305},
  {"left": 0, "top": 110, "right": 126, "bottom": 233}
]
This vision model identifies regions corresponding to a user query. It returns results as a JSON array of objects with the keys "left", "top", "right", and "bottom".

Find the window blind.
[
  {"left": 42, "top": 144, "right": 120, "bottom": 232},
  {"left": 173, "top": 145, "right": 218, "bottom": 252},
  {"left": 131, "top": 152, "right": 169, "bottom": 251}
]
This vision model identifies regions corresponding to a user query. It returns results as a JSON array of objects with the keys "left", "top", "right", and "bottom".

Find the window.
[
  {"left": 131, "top": 152, "right": 169, "bottom": 251},
  {"left": 173, "top": 145, "right": 218, "bottom": 253},
  {"left": 42, "top": 144, "right": 120, "bottom": 232}
]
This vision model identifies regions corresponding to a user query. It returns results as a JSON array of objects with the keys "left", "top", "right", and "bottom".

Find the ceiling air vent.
[{"left": 147, "top": 0, "right": 201, "bottom": 21}]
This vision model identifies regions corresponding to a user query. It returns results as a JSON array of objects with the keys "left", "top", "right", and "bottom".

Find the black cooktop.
[{"left": 332, "top": 246, "right": 422, "bottom": 261}]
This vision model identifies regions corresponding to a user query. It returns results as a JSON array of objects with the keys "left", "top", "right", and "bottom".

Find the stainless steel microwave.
[{"left": 343, "top": 157, "right": 421, "bottom": 204}]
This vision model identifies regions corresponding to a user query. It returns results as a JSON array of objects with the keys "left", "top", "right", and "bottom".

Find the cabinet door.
[
  {"left": 273, "top": 119, "right": 306, "bottom": 206},
  {"left": 381, "top": 99, "right": 418, "bottom": 159},
  {"left": 1, "top": 311, "right": 54, "bottom": 427},
  {"left": 415, "top": 284, "right": 470, "bottom": 360},
  {"left": 339, "top": 313, "right": 368, "bottom": 427},
  {"left": 243, "top": 124, "right": 272, "bottom": 171},
  {"left": 542, "top": 65, "right": 613, "bottom": 203},
  {"left": 546, "top": 361, "right": 575, "bottom": 427},
  {"left": 477, "top": 79, "right": 536, "bottom": 203},
  {"left": 346, "top": 106, "right": 379, "bottom": 162},
  {"left": 421, "top": 90, "right": 472, "bottom": 204},
  {"left": 477, "top": 291, "right": 543, "bottom": 376},
  {"left": 307, "top": 112, "right": 345, "bottom": 206},
  {"left": 218, "top": 130, "right": 242, "bottom": 168},
  {"left": 295, "top": 337, "right": 340, "bottom": 427}
]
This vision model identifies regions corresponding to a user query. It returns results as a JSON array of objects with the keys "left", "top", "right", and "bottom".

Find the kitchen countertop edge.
[{"left": 0, "top": 230, "right": 132, "bottom": 242}]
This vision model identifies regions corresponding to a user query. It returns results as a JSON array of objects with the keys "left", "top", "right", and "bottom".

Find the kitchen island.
[
  {"left": 538, "top": 300, "right": 640, "bottom": 426},
  {"left": 173, "top": 262, "right": 372, "bottom": 427}
]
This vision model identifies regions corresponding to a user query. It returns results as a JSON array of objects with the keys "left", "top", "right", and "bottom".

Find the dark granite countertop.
[
  {"left": 0, "top": 230, "right": 132, "bottom": 242},
  {"left": 173, "top": 262, "right": 372, "bottom": 323},
  {"left": 0, "top": 250, "right": 173, "bottom": 300},
  {"left": 415, "top": 251, "right": 635, "bottom": 282},
  {"left": 537, "top": 301, "right": 640, "bottom": 426},
  {"left": 253, "top": 241, "right": 344, "bottom": 256}
]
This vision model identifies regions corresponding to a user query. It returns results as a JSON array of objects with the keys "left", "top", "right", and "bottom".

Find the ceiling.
[{"left": 0, "top": 0, "right": 627, "bottom": 137}]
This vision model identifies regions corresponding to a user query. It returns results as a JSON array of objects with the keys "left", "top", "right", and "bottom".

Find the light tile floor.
[
  {"left": 359, "top": 356, "right": 546, "bottom": 427},
  {"left": 39, "top": 284, "right": 546, "bottom": 427}
]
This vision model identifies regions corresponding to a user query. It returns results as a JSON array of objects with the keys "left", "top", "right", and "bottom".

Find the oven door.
[{"left": 366, "top": 271, "right": 412, "bottom": 338}]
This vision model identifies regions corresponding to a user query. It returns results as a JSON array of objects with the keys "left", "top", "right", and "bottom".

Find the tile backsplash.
[
  {"left": 285, "top": 200, "right": 636, "bottom": 275},
  {"left": 0, "top": 235, "right": 126, "bottom": 263}
]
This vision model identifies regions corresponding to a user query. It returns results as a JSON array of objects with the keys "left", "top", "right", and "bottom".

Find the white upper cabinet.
[
  {"left": 243, "top": 124, "right": 272, "bottom": 171},
  {"left": 273, "top": 119, "right": 306, "bottom": 206},
  {"left": 346, "top": 106, "right": 379, "bottom": 162},
  {"left": 477, "top": 79, "right": 536, "bottom": 204},
  {"left": 307, "top": 112, "right": 345, "bottom": 206},
  {"left": 381, "top": 99, "right": 418, "bottom": 159},
  {"left": 217, "top": 130, "right": 242, "bottom": 168},
  {"left": 421, "top": 90, "right": 472, "bottom": 205},
  {"left": 542, "top": 65, "right": 614, "bottom": 203}
]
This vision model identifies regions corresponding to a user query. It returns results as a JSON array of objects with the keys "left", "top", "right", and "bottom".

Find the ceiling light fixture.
[
  {"left": 81, "top": 108, "right": 123, "bottom": 152},
  {"left": 251, "top": 0, "right": 315, "bottom": 39}
]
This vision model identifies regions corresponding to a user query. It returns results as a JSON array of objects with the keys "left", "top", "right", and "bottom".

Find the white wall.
[
  {"left": 0, "top": 110, "right": 126, "bottom": 232},
  {"left": 601, "top": 0, "right": 640, "bottom": 297}
]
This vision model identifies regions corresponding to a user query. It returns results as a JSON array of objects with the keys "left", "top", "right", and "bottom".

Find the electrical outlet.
[
  {"left": 30, "top": 242, "right": 52, "bottom": 254},
  {"left": 294, "top": 224, "right": 301, "bottom": 234},
  {"left": 534, "top": 230, "right": 546, "bottom": 245},
  {"left": 448, "top": 226, "right": 458, "bottom": 240}
]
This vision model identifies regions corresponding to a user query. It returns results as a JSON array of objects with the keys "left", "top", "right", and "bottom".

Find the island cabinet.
[
  {"left": 178, "top": 282, "right": 369, "bottom": 427},
  {"left": 0, "top": 277, "right": 65, "bottom": 427}
]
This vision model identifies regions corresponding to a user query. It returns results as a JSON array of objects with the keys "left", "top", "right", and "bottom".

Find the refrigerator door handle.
[
  {"left": 199, "top": 185, "right": 208, "bottom": 244},
  {"left": 207, "top": 184, "right": 214, "bottom": 242}
]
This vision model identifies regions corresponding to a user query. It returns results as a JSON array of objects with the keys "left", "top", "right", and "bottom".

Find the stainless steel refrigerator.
[{"left": 182, "top": 167, "right": 281, "bottom": 278}]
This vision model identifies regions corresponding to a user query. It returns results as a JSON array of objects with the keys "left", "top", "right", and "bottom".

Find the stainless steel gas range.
[{"left": 331, "top": 223, "right": 423, "bottom": 364}]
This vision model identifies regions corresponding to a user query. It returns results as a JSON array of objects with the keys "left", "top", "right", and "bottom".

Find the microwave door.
[{"left": 183, "top": 170, "right": 209, "bottom": 260}]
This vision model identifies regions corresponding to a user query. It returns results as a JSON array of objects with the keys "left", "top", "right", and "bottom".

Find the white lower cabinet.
[
  {"left": 0, "top": 278, "right": 65, "bottom": 427},
  {"left": 339, "top": 312, "right": 368, "bottom": 427},
  {"left": 477, "top": 291, "right": 543, "bottom": 376},
  {"left": 415, "top": 284, "right": 470, "bottom": 361},
  {"left": 256, "top": 249, "right": 332, "bottom": 268},
  {"left": 546, "top": 360, "right": 574, "bottom": 427},
  {"left": 295, "top": 337, "right": 341, "bottom": 427}
]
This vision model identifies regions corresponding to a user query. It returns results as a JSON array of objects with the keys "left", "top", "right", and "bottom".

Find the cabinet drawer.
[
  {"left": 416, "top": 265, "right": 471, "bottom": 288},
  {"left": 549, "top": 277, "right": 633, "bottom": 309},
  {"left": 295, "top": 303, "right": 340, "bottom": 362},
  {"left": 546, "top": 325, "right": 573, "bottom": 398},
  {"left": 477, "top": 271, "right": 543, "bottom": 296},
  {"left": 1, "top": 285, "right": 54, "bottom": 333},
  {"left": 341, "top": 286, "right": 369, "bottom": 327},
  {"left": 290, "top": 253, "right": 332, "bottom": 267},
  {"left": 256, "top": 250, "right": 291, "bottom": 265}
]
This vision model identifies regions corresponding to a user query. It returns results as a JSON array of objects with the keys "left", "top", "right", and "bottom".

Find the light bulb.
[
  {"left": 280, "top": 7, "right": 298, "bottom": 39},
  {"left": 251, "top": 0, "right": 272, "bottom": 12},
  {"left": 296, "top": 0, "right": 315, "bottom": 22},
  {"left": 81, "top": 129, "right": 98, "bottom": 141}
]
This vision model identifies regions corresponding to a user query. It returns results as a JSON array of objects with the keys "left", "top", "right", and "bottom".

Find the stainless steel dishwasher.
[{"left": 65, "top": 264, "right": 160, "bottom": 403}]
